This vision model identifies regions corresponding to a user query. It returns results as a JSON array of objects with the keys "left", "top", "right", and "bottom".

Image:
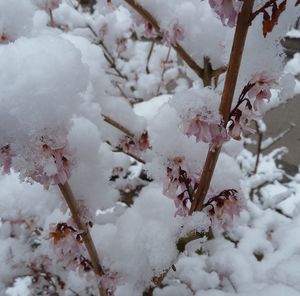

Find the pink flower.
[
  {"left": 209, "top": 0, "right": 242, "bottom": 27},
  {"left": 227, "top": 73, "right": 275, "bottom": 140},
  {"left": 204, "top": 189, "right": 243, "bottom": 229},
  {"left": 227, "top": 108, "right": 255, "bottom": 140},
  {"left": 143, "top": 22, "right": 158, "bottom": 39},
  {"left": 162, "top": 23, "right": 184, "bottom": 45},
  {"left": 119, "top": 132, "right": 149, "bottom": 156},
  {"left": 28, "top": 141, "right": 73, "bottom": 189},
  {"left": 186, "top": 114, "right": 229, "bottom": 147},
  {"left": 174, "top": 191, "right": 190, "bottom": 217},
  {"left": 49, "top": 222, "right": 92, "bottom": 273},
  {"left": 248, "top": 72, "right": 274, "bottom": 113},
  {"left": 98, "top": 273, "right": 118, "bottom": 296},
  {"left": 163, "top": 157, "right": 197, "bottom": 216}
]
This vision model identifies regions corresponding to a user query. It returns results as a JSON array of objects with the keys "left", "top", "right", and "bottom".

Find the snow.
[
  {"left": 1, "top": 0, "right": 300, "bottom": 295},
  {"left": 286, "top": 29, "right": 300, "bottom": 39}
]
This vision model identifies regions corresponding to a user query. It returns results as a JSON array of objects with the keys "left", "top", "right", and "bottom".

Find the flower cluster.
[
  {"left": 186, "top": 114, "right": 229, "bottom": 148},
  {"left": 27, "top": 141, "right": 73, "bottom": 189},
  {"left": 30, "top": 262, "right": 66, "bottom": 295},
  {"left": 204, "top": 189, "right": 243, "bottom": 228},
  {"left": 119, "top": 131, "right": 149, "bottom": 156},
  {"left": 49, "top": 222, "right": 93, "bottom": 274},
  {"left": 98, "top": 273, "right": 119, "bottom": 296},
  {"left": 228, "top": 72, "right": 275, "bottom": 140},
  {"left": 209, "top": 0, "right": 242, "bottom": 27},
  {"left": 163, "top": 157, "right": 198, "bottom": 216}
]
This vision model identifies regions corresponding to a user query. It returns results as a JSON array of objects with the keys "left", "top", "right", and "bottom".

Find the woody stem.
[
  {"left": 190, "top": 0, "right": 255, "bottom": 214},
  {"left": 58, "top": 182, "right": 106, "bottom": 296}
]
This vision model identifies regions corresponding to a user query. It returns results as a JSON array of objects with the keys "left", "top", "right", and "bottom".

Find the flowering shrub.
[{"left": 0, "top": 1, "right": 299, "bottom": 296}]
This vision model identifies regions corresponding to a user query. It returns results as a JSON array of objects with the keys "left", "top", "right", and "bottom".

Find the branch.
[
  {"left": 146, "top": 41, "right": 155, "bottom": 74},
  {"left": 58, "top": 182, "right": 106, "bottom": 296},
  {"left": 261, "top": 123, "right": 295, "bottom": 152},
  {"left": 122, "top": 0, "right": 205, "bottom": 82},
  {"left": 85, "top": 23, "right": 128, "bottom": 81},
  {"left": 102, "top": 114, "right": 135, "bottom": 138},
  {"left": 253, "top": 121, "right": 263, "bottom": 174},
  {"left": 190, "top": 0, "right": 256, "bottom": 214},
  {"left": 112, "top": 146, "right": 146, "bottom": 164}
]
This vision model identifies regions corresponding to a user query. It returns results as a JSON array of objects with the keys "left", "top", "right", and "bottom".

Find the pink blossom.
[
  {"left": 186, "top": 114, "right": 229, "bottom": 147},
  {"left": 174, "top": 191, "right": 190, "bottom": 217},
  {"left": 204, "top": 189, "right": 243, "bottom": 229},
  {"left": 119, "top": 132, "right": 149, "bottom": 156},
  {"left": 143, "top": 22, "right": 158, "bottom": 39},
  {"left": 98, "top": 273, "right": 118, "bottom": 296},
  {"left": 209, "top": 0, "right": 242, "bottom": 27},
  {"left": 248, "top": 72, "right": 274, "bottom": 113},
  {"left": 163, "top": 157, "right": 197, "bottom": 216},
  {"left": 227, "top": 73, "right": 275, "bottom": 140},
  {"left": 49, "top": 223, "right": 91, "bottom": 273},
  {"left": 228, "top": 108, "right": 255, "bottom": 140},
  {"left": 162, "top": 23, "right": 184, "bottom": 45},
  {"left": 28, "top": 142, "right": 73, "bottom": 189}
]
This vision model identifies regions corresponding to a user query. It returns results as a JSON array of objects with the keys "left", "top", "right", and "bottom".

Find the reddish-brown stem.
[
  {"left": 190, "top": 0, "right": 255, "bottom": 214},
  {"left": 58, "top": 182, "right": 106, "bottom": 296}
]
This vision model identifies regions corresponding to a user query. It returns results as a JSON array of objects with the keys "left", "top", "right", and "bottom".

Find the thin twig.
[
  {"left": 146, "top": 41, "right": 155, "bottom": 74},
  {"left": 253, "top": 121, "right": 263, "bottom": 174},
  {"left": 85, "top": 23, "right": 128, "bottom": 81},
  {"left": 58, "top": 182, "right": 106, "bottom": 296},
  {"left": 123, "top": 0, "right": 204, "bottom": 80},
  {"left": 102, "top": 114, "right": 135, "bottom": 138},
  {"left": 112, "top": 81, "right": 129, "bottom": 99},
  {"left": 261, "top": 123, "right": 295, "bottom": 152},
  {"left": 112, "top": 146, "right": 146, "bottom": 164},
  {"left": 190, "top": 1, "right": 256, "bottom": 214}
]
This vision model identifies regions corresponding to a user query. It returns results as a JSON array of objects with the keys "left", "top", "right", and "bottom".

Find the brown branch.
[
  {"left": 123, "top": 0, "right": 205, "bottom": 81},
  {"left": 102, "top": 114, "right": 135, "bottom": 138},
  {"left": 85, "top": 23, "right": 128, "bottom": 81},
  {"left": 112, "top": 146, "right": 146, "bottom": 164},
  {"left": 190, "top": 0, "right": 255, "bottom": 214},
  {"left": 58, "top": 182, "right": 106, "bottom": 296},
  {"left": 146, "top": 41, "right": 155, "bottom": 74}
]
